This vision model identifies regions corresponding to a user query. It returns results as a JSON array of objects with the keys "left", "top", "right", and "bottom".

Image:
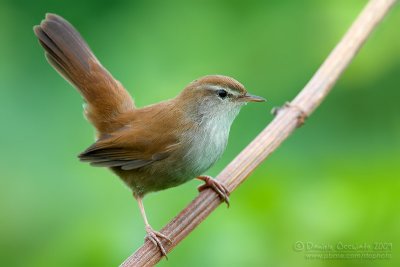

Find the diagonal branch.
[{"left": 121, "top": 0, "right": 398, "bottom": 266}]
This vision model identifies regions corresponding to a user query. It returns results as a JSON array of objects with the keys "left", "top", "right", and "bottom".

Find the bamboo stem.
[{"left": 121, "top": 0, "right": 398, "bottom": 266}]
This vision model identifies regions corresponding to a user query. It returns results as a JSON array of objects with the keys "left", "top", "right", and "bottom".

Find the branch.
[{"left": 121, "top": 0, "right": 397, "bottom": 266}]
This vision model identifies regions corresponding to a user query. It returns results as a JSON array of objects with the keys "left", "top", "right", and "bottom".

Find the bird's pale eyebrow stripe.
[{"left": 207, "top": 85, "right": 238, "bottom": 96}]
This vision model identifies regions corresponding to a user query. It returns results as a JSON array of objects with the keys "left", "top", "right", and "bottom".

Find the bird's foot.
[
  {"left": 197, "top": 175, "right": 230, "bottom": 207},
  {"left": 145, "top": 225, "right": 172, "bottom": 258}
]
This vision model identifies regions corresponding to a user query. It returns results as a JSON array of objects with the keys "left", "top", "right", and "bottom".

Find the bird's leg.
[
  {"left": 133, "top": 193, "right": 172, "bottom": 257},
  {"left": 197, "top": 175, "right": 230, "bottom": 207}
]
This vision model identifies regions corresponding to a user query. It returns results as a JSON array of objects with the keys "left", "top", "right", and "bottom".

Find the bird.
[{"left": 33, "top": 13, "right": 266, "bottom": 256}]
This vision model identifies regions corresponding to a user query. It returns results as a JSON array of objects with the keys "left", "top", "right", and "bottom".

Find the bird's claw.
[
  {"left": 145, "top": 225, "right": 172, "bottom": 258},
  {"left": 197, "top": 175, "right": 230, "bottom": 207}
]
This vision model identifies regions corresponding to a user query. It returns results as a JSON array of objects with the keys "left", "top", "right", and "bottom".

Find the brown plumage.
[
  {"left": 34, "top": 13, "right": 265, "bottom": 257},
  {"left": 34, "top": 14, "right": 134, "bottom": 134}
]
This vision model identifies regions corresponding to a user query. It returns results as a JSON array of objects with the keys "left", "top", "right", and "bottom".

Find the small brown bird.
[{"left": 34, "top": 14, "right": 265, "bottom": 256}]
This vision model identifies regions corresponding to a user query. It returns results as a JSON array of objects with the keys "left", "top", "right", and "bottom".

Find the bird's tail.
[{"left": 34, "top": 14, "right": 134, "bottom": 134}]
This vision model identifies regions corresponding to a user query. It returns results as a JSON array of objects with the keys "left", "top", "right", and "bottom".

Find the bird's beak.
[{"left": 240, "top": 93, "right": 266, "bottom": 102}]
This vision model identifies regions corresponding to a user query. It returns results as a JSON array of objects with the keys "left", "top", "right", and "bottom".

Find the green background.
[{"left": 1, "top": 0, "right": 399, "bottom": 266}]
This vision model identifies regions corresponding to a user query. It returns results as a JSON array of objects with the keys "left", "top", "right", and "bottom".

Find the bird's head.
[{"left": 178, "top": 75, "right": 265, "bottom": 123}]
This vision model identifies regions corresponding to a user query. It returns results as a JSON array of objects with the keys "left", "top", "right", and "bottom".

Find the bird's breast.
[{"left": 179, "top": 117, "right": 230, "bottom": 177}]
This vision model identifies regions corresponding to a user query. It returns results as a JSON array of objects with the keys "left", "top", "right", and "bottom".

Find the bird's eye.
[{"left": 217, "top": 89, "right": 228, "bottom": 99}]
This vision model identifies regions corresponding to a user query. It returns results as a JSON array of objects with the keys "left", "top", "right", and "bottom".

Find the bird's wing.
[{"left": 78, "top": 127, "right": 178, "bottom": 170}]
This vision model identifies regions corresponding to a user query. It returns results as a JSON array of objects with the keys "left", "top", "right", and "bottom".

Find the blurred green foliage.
[{"left": 0, "top": 0, "right": 399, "bottom": 266}]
